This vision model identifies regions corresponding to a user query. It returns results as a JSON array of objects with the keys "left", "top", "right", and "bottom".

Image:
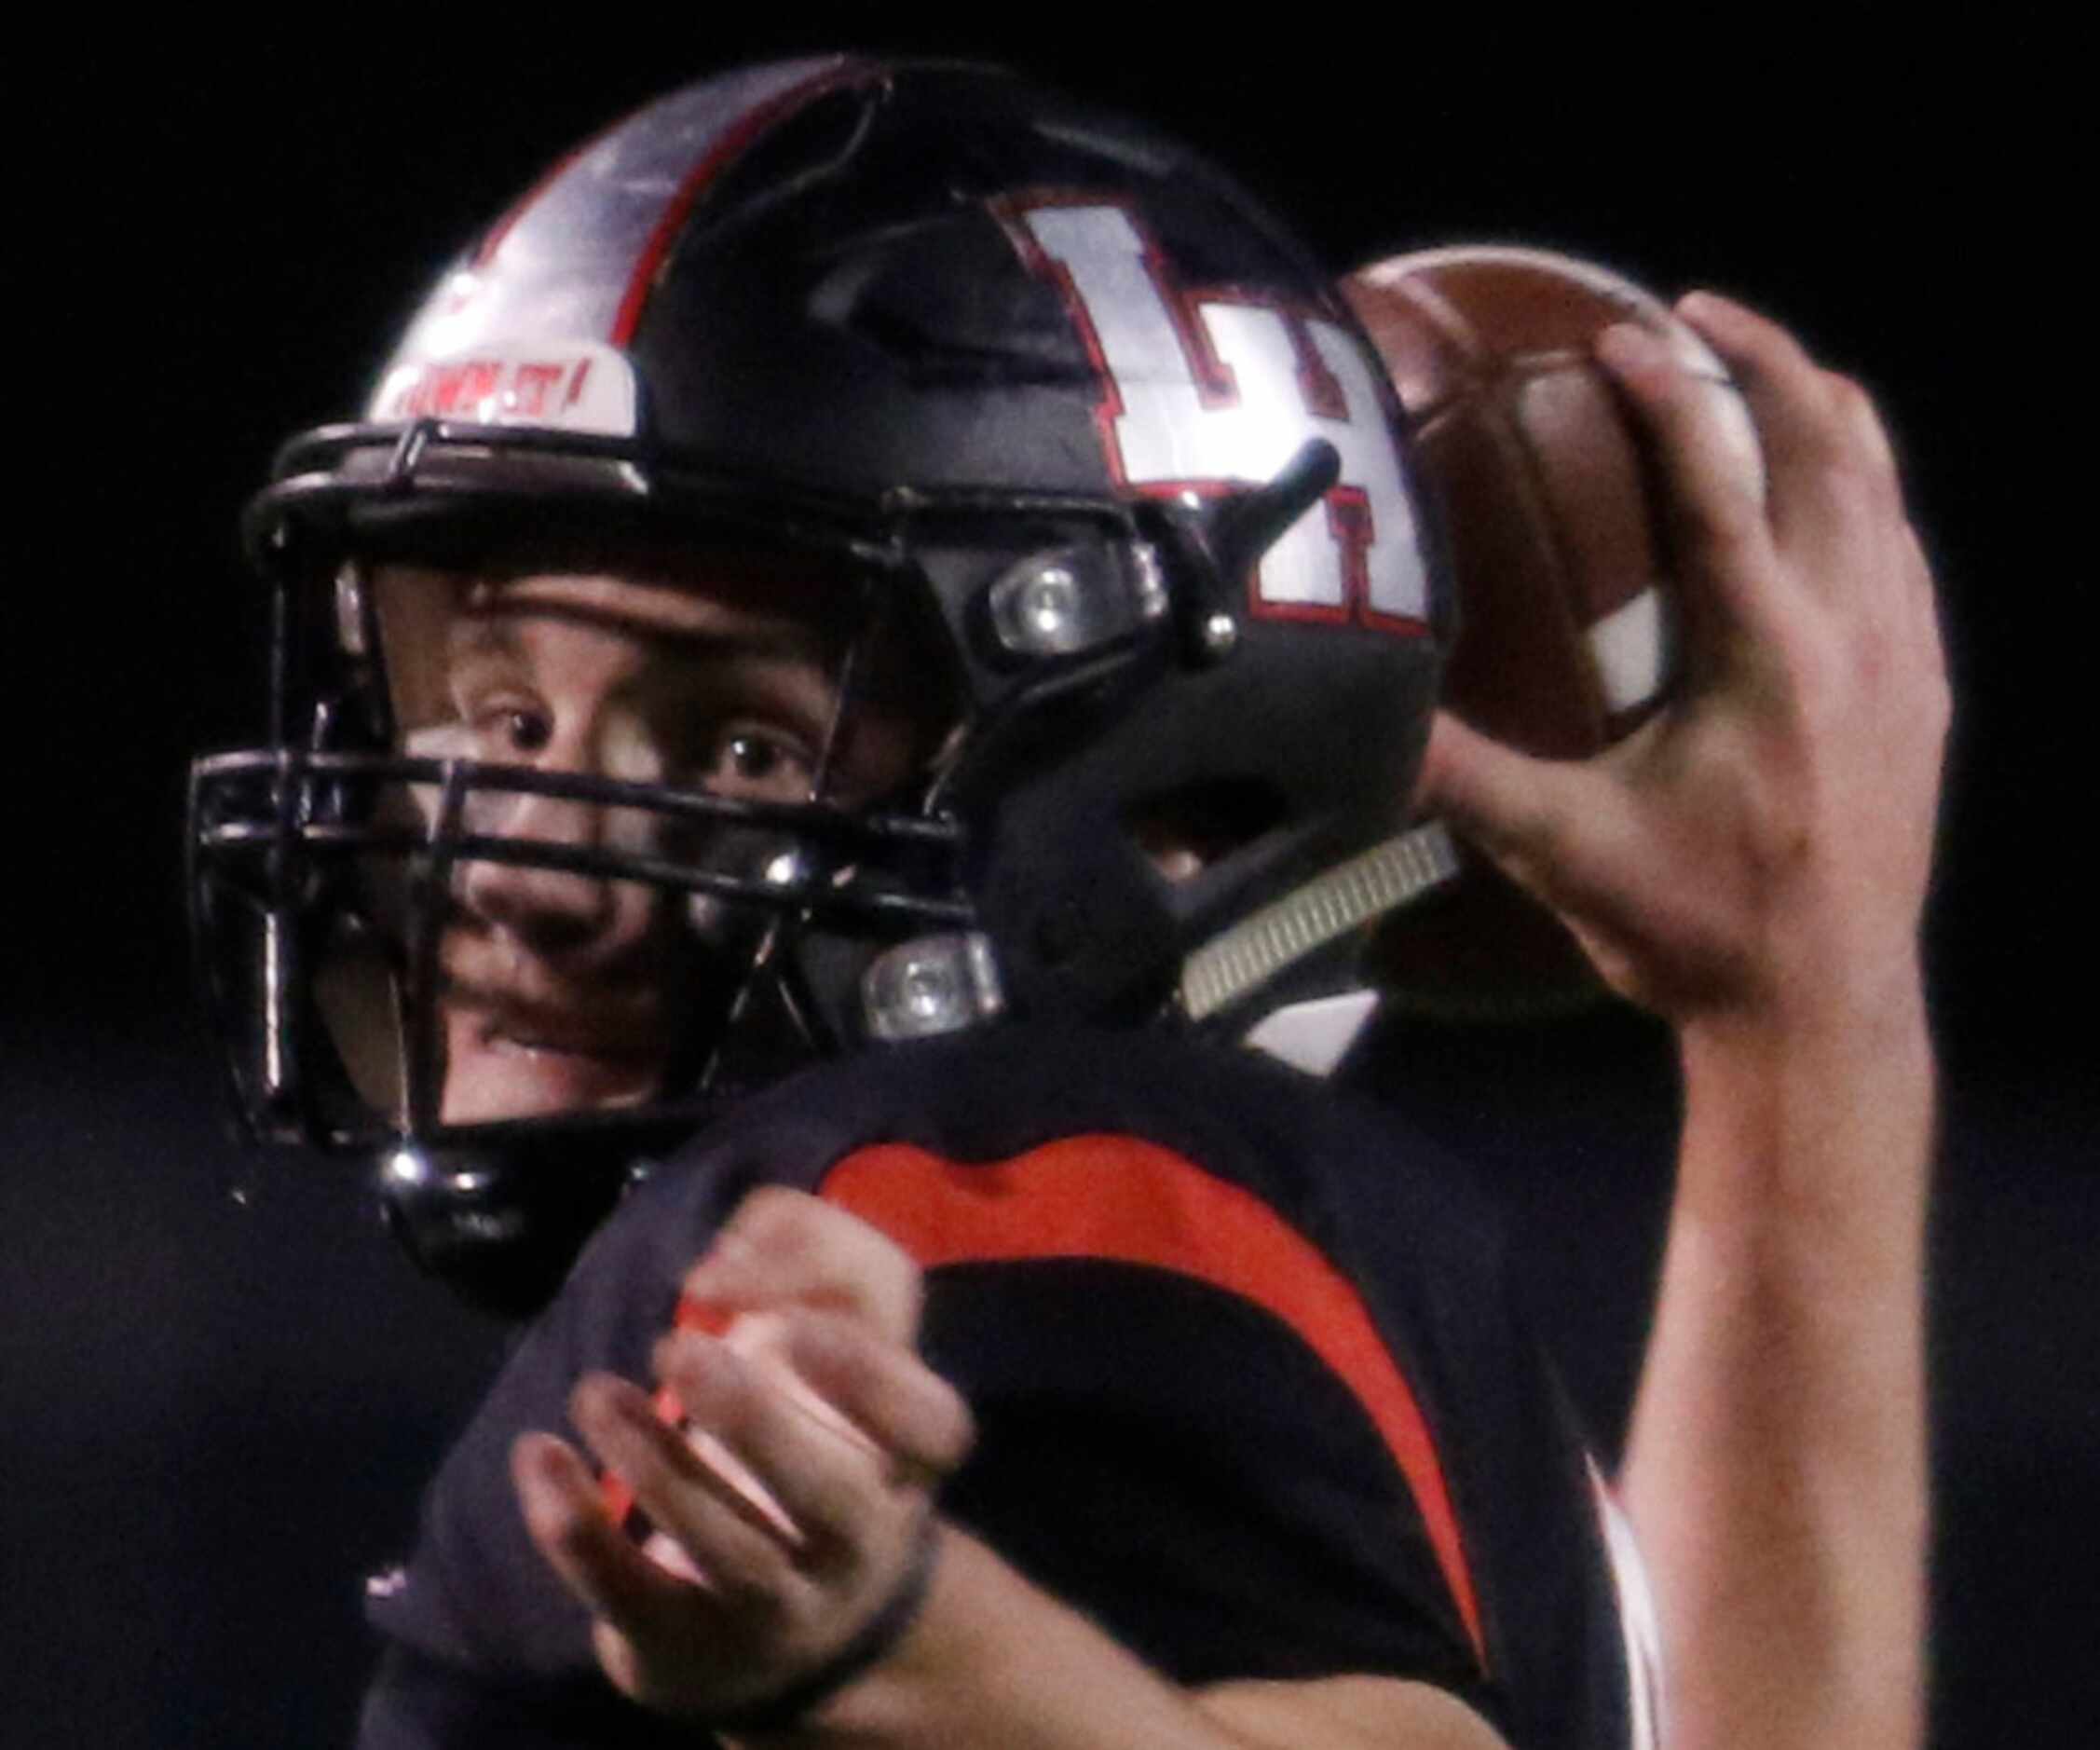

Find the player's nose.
[{"left": 458, "top": 787, "right": 626, "bottom": 952}]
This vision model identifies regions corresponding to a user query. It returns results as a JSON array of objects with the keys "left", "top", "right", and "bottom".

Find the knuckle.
[
  {"left": 1821, "top": 369, "right": 1872, "bottom": 423},
  {"left": 1701, "top": 307, "right": 1804, "bottom": 387},
  {"left": 734, "top": 1183, "right": 820, "bottom": 1244},
  {"left": 932, "top": 1387, "right": 976, "bottom": 1471},
  {"left": 777, "top": 1310, "right": 867, "bottom": 1402},
  {"left": 1670, "top": 500, "right": 1766, "bottom": 573},
  {"left": 796, "top": 1304, "right": 877, "bottom": 1367},
  {"left": 707, "top": 1347, "right": 770, "bottom": 1436},
  {"left": 1802, "top": 437, "right": 1878, "bottom": 508},
  {"left": 1807, "top": 371, "right": 1897, "bottom": 488},
  {"left": 1782, "top": 622, "right": 1848, "bottom": 723},
  {"left": 893, "top": 1372, "right": 974, "bottom": 1476},
  {"left": 655, "top": 1327, "right": 716, "bottom": 1395},
  {"left": 677, "top": 1341, "right": 767, "bottom": 1443},
  {"left": 1745, "top": 310, "right": 1816, "bottom": 377},
  {"left": 851, "top": 1214, "right": 921, "bottom": 1288}
]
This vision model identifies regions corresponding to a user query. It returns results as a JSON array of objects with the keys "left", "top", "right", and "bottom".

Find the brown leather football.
[{"left": 1343, "top": 245, "right": 1761, "bottom": 1016}]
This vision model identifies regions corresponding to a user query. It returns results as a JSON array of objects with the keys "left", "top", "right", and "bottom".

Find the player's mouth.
[{"left": 440, "top": 996, "right": 668, "bottom": 1125}]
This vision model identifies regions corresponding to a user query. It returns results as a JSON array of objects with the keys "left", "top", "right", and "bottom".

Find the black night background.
[{"left": 7, "top": 15, "right": 2091, "bottom": 1744}]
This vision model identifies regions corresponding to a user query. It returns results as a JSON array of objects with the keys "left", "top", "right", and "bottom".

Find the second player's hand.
[
  {"left": 512, "top": 1191, "right": 975, "bottom": 1725},
  {"left": 1416, "top": 292, "right": 1948, "bottom": 1028}
]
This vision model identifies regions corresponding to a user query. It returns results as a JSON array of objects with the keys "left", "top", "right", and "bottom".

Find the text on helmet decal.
[
  {"left": 1009, "top": 200, "right": 1428, "bottom": 633},
  {"left": 366, "top": 341, "right": 638, "bottom": 437}
]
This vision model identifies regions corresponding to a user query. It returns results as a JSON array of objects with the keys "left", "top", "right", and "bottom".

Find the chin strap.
[{"left": 1178, "top": 820, "right": 1459, "bottom": 1025}]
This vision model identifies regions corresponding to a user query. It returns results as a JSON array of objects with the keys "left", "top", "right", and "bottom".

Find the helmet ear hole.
[{"left": 1126, "top": 779, "right": 1287, "bottom": 884}]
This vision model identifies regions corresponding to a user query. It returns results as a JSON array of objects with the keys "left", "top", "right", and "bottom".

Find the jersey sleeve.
[
  {"left": 355, "top": 1030, "right": 1635, "bottom": 1746},
  {"left": 816, "top": 1132, "right": 1499, "bottom": 1710},
  {"left": 356, "top": 1157, "right": 754, "bottom": 1746}
]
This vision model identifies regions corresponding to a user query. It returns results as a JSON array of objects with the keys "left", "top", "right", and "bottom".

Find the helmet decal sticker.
[
  {"left": 1010, "top": 199, "right": 1429, "bottom": 633},
  {"left": 367, "top": 342, "right": 636, "bottom": 435}
]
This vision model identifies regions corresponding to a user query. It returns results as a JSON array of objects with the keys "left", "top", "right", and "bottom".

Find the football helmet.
[{"left": 190, "top": 56, "right": 1453, "bottom": 1311}]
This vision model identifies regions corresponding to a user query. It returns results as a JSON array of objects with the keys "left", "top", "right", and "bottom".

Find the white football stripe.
[{"left": 1587, "top": 587, "right": 1667, "bottom": 716}]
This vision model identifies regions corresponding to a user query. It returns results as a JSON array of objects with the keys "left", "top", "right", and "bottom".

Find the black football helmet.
[{"left": 190, "top": 56, "right": 1454, "bottom": 1312}]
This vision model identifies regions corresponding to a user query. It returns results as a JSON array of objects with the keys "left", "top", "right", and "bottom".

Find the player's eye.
[
  {"left": 500, "top": 709, "right": 553, "bottom": 755},
  {"left": 726, "top": 733, "right": 782, "bottom": 780},
  {"left": 700, "top": 727, "right": 813, "bottom": 800},
  {"left": 463, "top": 704, "right": 552, "bottom": 756},
  {"left": 458, "top": 692, "right": 555, "bottom": 759}
]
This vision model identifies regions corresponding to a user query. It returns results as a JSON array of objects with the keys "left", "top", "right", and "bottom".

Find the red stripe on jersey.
[
  {"left": 818, "top": 1135, "right": 1488, "bottom": 1666},
  {"left": 607, "top": 59, "right": 873, "bottom": 347}
]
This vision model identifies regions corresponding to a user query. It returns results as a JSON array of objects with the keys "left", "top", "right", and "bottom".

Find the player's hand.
[
  {"left": 511, "top": 1189, "right": 974, "bottom": 1724},
  {"left": 1415, "top": 292, "right": 1949, "bottom": 1027}
]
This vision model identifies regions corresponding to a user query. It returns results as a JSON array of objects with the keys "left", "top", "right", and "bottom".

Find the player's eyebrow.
[
  {"left": 448, "top": 610, "right": 523, "bottom": 666},
  {"left": 450, "top": 598, "right": 836, "bottom": 669}
]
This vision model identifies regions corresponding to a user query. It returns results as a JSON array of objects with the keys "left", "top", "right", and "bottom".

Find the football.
[{"left": 1343, "top": 245, "right": 1763, "bottom": 1016}]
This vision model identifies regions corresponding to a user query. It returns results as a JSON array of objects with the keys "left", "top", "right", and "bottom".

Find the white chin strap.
[
  {"left": 1178, "top": 820, "right": 1460, "bottom": 1026},
  {"left": 857, "top": 820, "right": 1459, "bottom": 1061}
]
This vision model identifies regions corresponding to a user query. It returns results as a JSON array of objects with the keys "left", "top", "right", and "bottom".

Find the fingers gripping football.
[
  {"left": 513, "top": 1191, "right": 974, "bottom": 1723},
  {"left": 683, "top": 1183, "right": 927, "bottom": 1347},
  {"left": 1416, "top": 292, "right": 1948, "bottom": 1021}
]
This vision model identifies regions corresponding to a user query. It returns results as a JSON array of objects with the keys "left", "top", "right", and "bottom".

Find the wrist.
[
  {"left": 1672, "top": 945, "right": 1936, "bottom": 1234},
  {"left": 722, "top": 1517, "right": 948, "bottom": 1744},
  {"left": 1680, "top": 923, "right": 1930, "bottom": 1065}
]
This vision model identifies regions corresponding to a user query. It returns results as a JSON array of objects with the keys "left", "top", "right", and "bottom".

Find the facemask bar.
[
  {"left": 191, "top": 744, "right": 970, "bottom": 1148},
  {"left": 202, "top": 417, "right": 1390, "bottom": 1160},
  {"left": 697, "top": 565, "right": 883, "bottom": 1094}
]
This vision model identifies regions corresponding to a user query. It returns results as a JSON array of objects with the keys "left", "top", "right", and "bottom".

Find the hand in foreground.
[
  {"left": 511, "top": 1188, "right": 974, "bottom": 1724},
  {"left": 1417, "top": 292, "right": 1949, "bottom": 1025}
]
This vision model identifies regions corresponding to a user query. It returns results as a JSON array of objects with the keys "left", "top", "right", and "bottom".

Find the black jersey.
[{"left": 360, "top": 1025, "right": 1640, "bottom": 1747}]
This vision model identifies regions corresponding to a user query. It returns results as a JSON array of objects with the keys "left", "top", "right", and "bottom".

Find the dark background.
[{"left": 7, "top": 15, "right": 2093, "bottom": 1745}]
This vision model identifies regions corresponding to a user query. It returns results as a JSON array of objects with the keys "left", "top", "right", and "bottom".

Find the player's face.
[{"left": 366, "top": 553, "right": 933, "bottom": 1128}]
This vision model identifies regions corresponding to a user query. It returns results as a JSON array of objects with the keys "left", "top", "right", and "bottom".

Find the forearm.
[
  {"left": 1624, "top": 959, "right": 1933, "bottom": 1750},
  {"left": 747, "top": 1524, "right": 1505, "bottom": 1750}
]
